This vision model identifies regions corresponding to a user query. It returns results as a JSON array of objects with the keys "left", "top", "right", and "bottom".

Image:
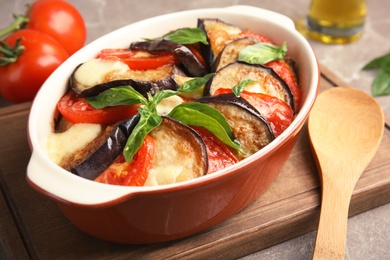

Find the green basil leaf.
[
  {"left": 362, "top": 53, "right": 390, "bottom": 70},
  {"left": 146, "top": 73, "right": 214, "bottom": 110},
  {"left": 238, "top": 41, "right": 287, "bottom": 65},
  {"left": 86, "top": 86, "right": 148, "bottom": 109},
  {"left": 178, "top": 73, "right": 214, "bottom": 93},
  {"left": 148, "top": 89, "right": 177, "bottom": 111},
  {"left": 123, "top": 107, "right": 162, "bottom": 162},
  {"left": 372, "top": 63, "right": 390, "bottom": 97},
  {"left": 158, "top": 28, "right": 208, "bottom": 45},
  {"left": 232, "top": 79, "right": 257, "bottom": 97},
  {"left": 168, "top": 103, "right": 245, "bottom": 154}
]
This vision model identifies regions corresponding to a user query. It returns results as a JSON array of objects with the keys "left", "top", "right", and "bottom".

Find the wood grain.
[
  {"left": 308, "top": 87, "right": 385, "bottom": 260},
  {"left": 0, "top": 66, "right": 389, "bottom": 259}
]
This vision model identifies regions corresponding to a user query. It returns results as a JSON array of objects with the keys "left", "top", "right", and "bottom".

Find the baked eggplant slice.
[
  {"left": 213, "top": 36, "right": 258, "bottom": 71},
  {"left": 198, "top": 94, "right": 274, "bottom": 157},
  {"left": 145, "top": 116, "right": 208, "bottom": 185},
  {"left": 197, "top": 18, "right": 242, "bottom": 67},
  {"left": 130, "top": 40, "right": 208, "bottom": 77},
  {"left": 68, "top": 115, "right": 140, "bottom": 180},
  {"left": 70, "top": 59, "right": 184, "bottom": 97},
  {"left": 204, "top": 61, "right": 295, "bottom": 112}
]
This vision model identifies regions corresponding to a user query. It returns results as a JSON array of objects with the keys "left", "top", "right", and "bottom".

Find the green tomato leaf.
[
  {"left": 168, "top": 103, "right": 245, "bottom": 154},
  {"left": 238, "top": 41, "right": 287, "bottom": 65},
  {"left": 123, "top": 107, "right": 162, "bottom": 162},
  {"left": 158, "top": 28, "right": 208, "bottom": 45},
  {"left": 86, "top": 86, "right": 148, "bottom": 109}
]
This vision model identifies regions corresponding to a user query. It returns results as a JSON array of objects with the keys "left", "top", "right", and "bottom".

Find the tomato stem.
[
  {"left": 0, "top": 14, "right": 29, "bottom": 39},
  {"left": 0, "top": 38, "right": 25, "bottom": 66}
]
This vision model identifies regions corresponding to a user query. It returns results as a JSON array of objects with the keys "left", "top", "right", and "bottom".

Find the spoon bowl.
[{"left": 308, "top": 87, "right": 384, "bottom": 259}]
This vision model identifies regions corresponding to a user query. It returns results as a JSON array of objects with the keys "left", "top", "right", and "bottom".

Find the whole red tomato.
[
  {"left": 26, "top": 0, "right": 86, "bottom": 55},
  {"left": 0, "top": 29, "right": 69, "bottom": 103}
]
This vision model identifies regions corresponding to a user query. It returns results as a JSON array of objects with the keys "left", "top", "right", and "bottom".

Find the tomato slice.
[
  {"left": 97, "top": 49, "right": 180, "bottom": 70},
  {"left": 265, "top": 60, "right": 302, "bottom": 110},
  {"left": 214, "top": 89, "right": 294, "bottom": 137},
  {"left": 239, "top": 31, "right": 274, "bottom": 44},
  {"left": 57, "top": 90, "right": 139, "bottom": 124},
  {"left": 95, "top": 135, "right": 155, "bottom": 186},
  {"left": 192, "top": 126, "right": 239, "bottom": 174}
]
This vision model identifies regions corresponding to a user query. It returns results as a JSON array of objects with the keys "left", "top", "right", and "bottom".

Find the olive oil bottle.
[{"left": 298, "top": 0, "right": 367, "bottom": 44}]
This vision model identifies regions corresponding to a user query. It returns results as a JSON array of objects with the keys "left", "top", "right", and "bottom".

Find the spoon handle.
[{"left": 312, "top": 180, "right": 355, "bottom": 260}]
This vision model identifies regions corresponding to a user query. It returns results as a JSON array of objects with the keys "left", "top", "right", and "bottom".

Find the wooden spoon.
[{"left": 308, "top": 87, "right": 384, "bottom": 260}]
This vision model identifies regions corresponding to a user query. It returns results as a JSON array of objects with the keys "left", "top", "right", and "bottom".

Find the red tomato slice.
[
  {"left": 239, "top": 31, "right": 274, "bottom": 44},
  {"left": 241, "top": 91, "right": 294, "bottom": 137},
  {"left": 95, "top": 135, "right": 155, "bottom": 186},
  {"left": 214, "top": 89, "right": 294, "bottom": 137},
  {"left": 57, "top": 90, "right": 139, "bottom": 124},
  {"left": 97, "top": 49, "right": 180, "bottom": 70},
  {"left": 192, "top": 126, "right": 239, "bottom": 174},
  {"left": 265, "top": 60, "right": 302, "bottom": 110}
]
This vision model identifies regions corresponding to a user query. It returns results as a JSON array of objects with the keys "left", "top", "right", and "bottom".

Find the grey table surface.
[{"left": 1, "top": 0, "right": 389, "bottom": 259}]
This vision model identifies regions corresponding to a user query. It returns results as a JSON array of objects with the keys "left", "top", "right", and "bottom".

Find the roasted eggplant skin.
[
  {"left": 130, "top": 40, "right": 208, "bottom": 77},
  {"left": 204, "top": 61, "right": 295, "bottom": 112},
  {"left": 70, "top": 114, "right": 140, "bottom": 180},
  {"left": 213, "top": 36, "right": 258, "bottom": 72},
  {"left": 197, "top": 18, "right": 242, "bottom": 68},
  {"left": 147, "top": 116, "right": 208, "bottom": 184},
  {"left": 69, "top": 62, "right": 182, "bottom": 98},
  {"left": 73, "top": 76, "right": 179, "bottom": 98},
  {"left": 198, "top": 94, "right": 274, "bottom": 157}
]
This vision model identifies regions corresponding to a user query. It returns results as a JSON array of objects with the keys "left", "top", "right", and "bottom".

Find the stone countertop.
[{"left": 1, "top": 0, "right": 389, "bottom": 259}]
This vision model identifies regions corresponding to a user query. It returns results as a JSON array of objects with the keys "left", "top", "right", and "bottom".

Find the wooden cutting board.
[{"left": 1, "top": 65, "right": 390, "bottom": 260}]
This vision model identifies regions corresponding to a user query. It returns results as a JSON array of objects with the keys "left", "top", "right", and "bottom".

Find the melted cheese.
[
  {"left": 47, "top": 123, "right": 102, "bottom": 165},
  {"left": 74, "top": 59, "right": 129, "bottom": 91},
  {"left": 144, "top": 166, "right": 185, "bottom": 186},
  {"left": 156, "top": 95, "right": 184, "bottom": 116}
]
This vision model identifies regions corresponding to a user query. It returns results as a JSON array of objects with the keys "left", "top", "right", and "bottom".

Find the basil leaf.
[
  {"left": 178, "top": 73, "right": 214, "bottom": 93},
  {"left": 148, "top": 89, "right": 177, "bottom": 111},
  {"left": 372, "top": 62, "right": 390, "bottom": 97},
  {"left": 87, "top": 86, "right": 148, "bottom": 109},
  {"left": 123, "top": 107, "right": 162, "bottom": 162},
  {"left": 362, "top": 52, "right": 390, "bottom": 70},
  {"left": 362, "top": 52, "right": 390, "bottom": 96},
  {"left": 232, "top": 79, "right": 257, "bottom": 97},
  {"left": 169, "top": 103, "right": 245, "bottom": 154},
  {"left": 147, "top": 73, "right": 214, "bottom": 110},
  {"left": 238, "top": 41, "right": 287, "bottom": 65},
  {"left": 159, "top": 28, "right": 208, "bottom": 45}
]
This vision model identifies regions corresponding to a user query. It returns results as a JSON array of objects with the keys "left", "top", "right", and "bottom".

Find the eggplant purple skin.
[
  {"left": 197, "top": 18, "right": 215, "bottom": 69},
  {"left": 130, "top": 40, "right": 208, "bottom": 77},
  {"left": 198, "top": 93, "right": 275, "bottom": 140},
  {"left": 71, "top": 114, "right": 140, "bottom": 180},
  {"left": 156, "top": 116, "right": 209, "bottom": 176},
  {"left": 69, "top": 64, "right": 179, "bottom": 98},
  {"left": 203, "top": 61, "right": 295, "bottom": 112}
]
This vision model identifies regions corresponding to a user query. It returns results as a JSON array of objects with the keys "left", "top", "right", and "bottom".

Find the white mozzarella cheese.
[
  {"left": 156, "top": 95, "right": 184, "bottom": 116},
  {"left": 47, "top": 123, "right": 102, "bottom": 165},
  {"left": 74, "top": 59, "right": 129, "bottom": 91}
]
